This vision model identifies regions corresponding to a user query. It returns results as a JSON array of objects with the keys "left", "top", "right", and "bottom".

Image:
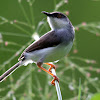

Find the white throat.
[{"left": 47, "top": 17, "right": 69, "bottom": 30}]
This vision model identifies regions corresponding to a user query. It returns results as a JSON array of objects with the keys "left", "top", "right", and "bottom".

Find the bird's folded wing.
[{"left": 18, "top": 30, "right": 62, "bottom": 60}]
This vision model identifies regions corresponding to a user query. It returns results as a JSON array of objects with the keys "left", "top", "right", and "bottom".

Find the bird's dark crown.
[{"left": 42, "top": 11, "right": 67, "bottom": 19}]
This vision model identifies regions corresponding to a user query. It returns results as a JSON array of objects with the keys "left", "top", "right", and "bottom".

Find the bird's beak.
[{"left": 42, "top": 11, "right": 51, "bottom": 17}]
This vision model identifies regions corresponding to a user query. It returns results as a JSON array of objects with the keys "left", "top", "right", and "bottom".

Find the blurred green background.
[{"left": 0, "top": 0, "right": 100, "bottom": 100}]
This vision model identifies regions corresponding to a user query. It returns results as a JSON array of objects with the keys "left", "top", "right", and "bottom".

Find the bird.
[{"left": 0, "top": 11, "right": 75, "bottom": 85}]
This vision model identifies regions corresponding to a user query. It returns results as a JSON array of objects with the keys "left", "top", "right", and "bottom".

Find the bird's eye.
[{"left": 57, "top": 14, "right": 62, "bottom": 18}]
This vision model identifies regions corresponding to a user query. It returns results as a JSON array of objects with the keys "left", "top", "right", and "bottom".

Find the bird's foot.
[
  {"left": 51, "top": 75, "right": 59, "bottom": 86},
  {"left": 37, "top": 62, "right": 59, "bottom": 86},
  {"left": 44, "top": 63, "right": 58, "bottom": 85}
]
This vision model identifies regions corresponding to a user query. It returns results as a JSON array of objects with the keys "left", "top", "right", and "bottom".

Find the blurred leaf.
[{"left": 91, "top": 93, "right": 100, "bottom": 100}]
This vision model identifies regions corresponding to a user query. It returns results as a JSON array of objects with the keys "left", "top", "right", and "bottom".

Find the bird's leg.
[
  {"left": 44, "top": 63, "right": 59, "bottom": 85},
  {"left": 37, "top": 62, "right": 59, "bottom": 85},
  {"left": 44, "top": 63, "right": 56, "bottom": 72}
]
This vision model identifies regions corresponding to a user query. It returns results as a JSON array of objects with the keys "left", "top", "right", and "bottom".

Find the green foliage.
[
  {"left": 91, "top": 93, "right": 100, "bottom": 100},
  {"left": 78, "top": 79, "right": 81, "bottom": 100}
]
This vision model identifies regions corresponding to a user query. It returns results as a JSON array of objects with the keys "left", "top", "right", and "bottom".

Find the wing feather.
[{"left": 19, "top": 30, "right": 62, "bottom": 60}]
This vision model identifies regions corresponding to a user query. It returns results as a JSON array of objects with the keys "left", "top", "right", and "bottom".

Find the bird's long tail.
[{"left": 0, "top": 61, "right": 22, "bottom": 82}]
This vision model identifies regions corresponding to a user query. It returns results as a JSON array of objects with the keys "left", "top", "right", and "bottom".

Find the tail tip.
[{"left": 0, "top": 76, "right": 3, "bottom": 83}]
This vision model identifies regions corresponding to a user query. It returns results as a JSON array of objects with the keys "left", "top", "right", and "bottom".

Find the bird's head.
[{"left": 42, "top": 11, "right": 72, "bottom": 30}]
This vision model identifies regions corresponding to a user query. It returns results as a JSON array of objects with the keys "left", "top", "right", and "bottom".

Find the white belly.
[
  {"left": 25, "top": 42, "right": 73, "bottom": 63},
  {"left": 45, "top": 42, "right": 73, "bottom": 62}
]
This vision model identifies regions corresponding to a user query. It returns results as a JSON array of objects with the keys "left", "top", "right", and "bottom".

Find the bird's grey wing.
[{"left": 18, "top": 30, "right": 62, "bottom": 60}]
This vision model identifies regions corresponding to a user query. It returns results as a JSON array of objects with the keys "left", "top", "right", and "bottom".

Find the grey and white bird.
[{"left": 0, "top": 11, "right": 75, "bottom": 84}]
